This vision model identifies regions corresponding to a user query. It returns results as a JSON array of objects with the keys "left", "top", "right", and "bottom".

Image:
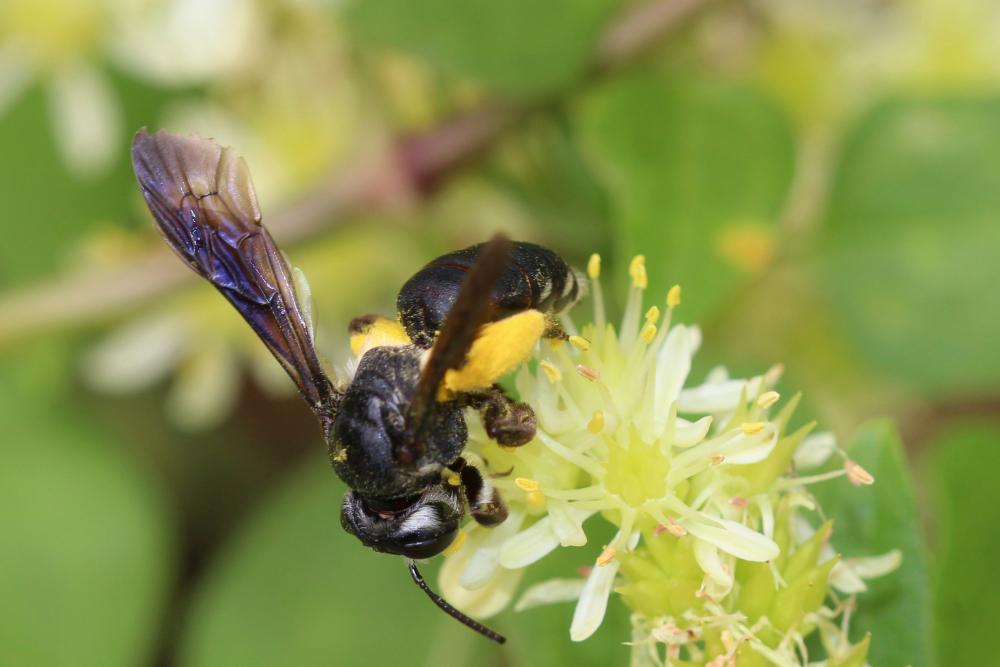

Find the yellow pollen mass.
[
  {"left": 515, "top": 477, "right": 540, "bottom": 492},
  {"left": 540, "top": 360, "right": 562, "bottom": 383},
  {"left": 629, "top": 255, "right": 648, "bottom": 289},
  {"left": 569, "top": 335, "right": 591, "bottom": 351},
  {"left": 742, "top": 422, "right": 766, "bottom": 436},
  {"left": 526, "top": 490, "right": 546, "bottom": 506},
  {"left": 640, "top": 322, "right": 657, "bottom": 343},
  {"left": 350, "top": 317, "right": 411, "bottom": 357},
  {"left": 446, "top": 472, "right": 461, "bottom": 487},
  {"left": 588, "top": 410, "right": 605, "bottom": 434},
  {"left": 440, "top": 310, "right": 545, "bottom": 397},
  {"left": 644, "top": 305, "right": 660, "bottom": 322},
  {"left": 441, "top": 529, "right": 467, "bottom": 556},
  {"left": 667, "top": 284, "right": 682, "bottom": 308},
  {"left": 757, "top": 391, "right": 780, "bottom": 408},
  {"left": 596, "top": 545, "right": 617, "bottom": 566},
  {"left": 587, "top": 253, "right": 601, "bottom": 280}
]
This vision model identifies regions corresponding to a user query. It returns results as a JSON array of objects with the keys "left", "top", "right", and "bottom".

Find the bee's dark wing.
[
  {"left": 131, "top": 129, "right": 340, "bottom": 428},
  {"left": 406, "top": 234, "right": 511, "bottom": 445}
]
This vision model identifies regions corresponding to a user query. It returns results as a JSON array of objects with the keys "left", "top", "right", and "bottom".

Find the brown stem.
[{"left": 0, "top": 0, "right": 707, "bottom": 346}]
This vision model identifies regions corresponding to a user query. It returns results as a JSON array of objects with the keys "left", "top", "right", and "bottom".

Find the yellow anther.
[
  {"left": 587, "top": 253, "right": 601, "bottom": 280},
  {"left": 569, "top": 335, "right": 591, "bottom": 351},
  {"left": 588, "top": 410, "right": 605, "bottom": 434},
  {"left": 596, "top": 545, "right": 617, "bottom": 566},
  {"left": 709, "top": 453, "right": 726, "bottom": 466},
  {"left": 442, "top": 529, "right": 467, "bottom": 556},
  {"left": 667, "top": 284, "right": 682, "bottom": 308},
  {"left": 640, "top": 322, "right": 657, "bottom": 343},
  {"left": 539, "top": 360, "right": 562, "bottom": 383},
  {"left": 757, "top": 391, "right": 780, "bottom": 408},
  {"left": 644, "top": 305, "right": 660, "bottom": 322},
  {"left": 514, "top": 477, "right": 540, "bottom": 492},
  {"left": 629, "top": 255, "right": 647, "bottom": 289},
  {"left": 576, "top": 364, "right": 600, "bottom": 382},
  {"left": 845, "top": 460, "right": 875, "bottom": 486},
  {"left": 742, "top": 422, "right": 766, "bottom": 436},
  {"left": 446, "top": 472, "right": 462, "bottom": 487},
  {"left": 526, "top": 490, "right": 546, "bottom": 506}
]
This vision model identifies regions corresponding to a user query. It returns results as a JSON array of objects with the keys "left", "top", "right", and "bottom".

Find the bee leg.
[
  {"left": 466, "top": 386, "right": 536, "bottom": 447},
  {"left": 543, "top": 315, "right": 569, "bottom": 340},
  {"left": 455, "top": 458, "right": 509, "bottom": 527}
]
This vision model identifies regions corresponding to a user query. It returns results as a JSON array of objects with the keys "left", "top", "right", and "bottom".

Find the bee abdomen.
[{"left": 397, "top": 241, "right": 583, "bottom": 348}]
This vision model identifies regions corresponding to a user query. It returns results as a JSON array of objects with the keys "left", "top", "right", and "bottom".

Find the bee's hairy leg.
[
  {"left": 451, "top": 457, "right": 508, "bottom": 527},
  {"left": 464, "top": 385, "right": 537, "bottom": 447},
  {"left": 543, "top": 315, "right": 569, "bottom": 340}
]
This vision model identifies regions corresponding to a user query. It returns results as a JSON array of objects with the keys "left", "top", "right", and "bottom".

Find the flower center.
[{"left": 603, "top": 426, "right": 668, "bottom": 508}]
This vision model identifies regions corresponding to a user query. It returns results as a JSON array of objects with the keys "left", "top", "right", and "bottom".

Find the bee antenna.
[{"left": 406, "top": 559, "right": 507, "bottom": 645}]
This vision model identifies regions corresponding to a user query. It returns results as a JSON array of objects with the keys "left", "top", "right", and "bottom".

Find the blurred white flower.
[{"left": 0, "top": 0, "right": 263, "bottom": 177}]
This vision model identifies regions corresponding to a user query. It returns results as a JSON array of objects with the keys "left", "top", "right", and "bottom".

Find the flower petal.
[
  {"left": 794, "top": 431, "right": 838, "bottom": 469},
  {"left": 548, "top": 500, "right": 593, "bottom": 547},
  {"left": 82, "top": 311, "right": 190, "bottom": 392},
  {"left": 677, "top": 376, "right": 763, "bottom": 414},
  {"left": 569, "top": 559, "right": 620, "bottom": 641},
  {"left": 653, "top": 325, "right": 697, "bottom": 432},
  {"left": 439, "top": 555, "right": 525, "bottom": 619},
  {"left": 47, "top": 61, "right": 120, "bottom": 177},
  {"left": 682, "top": 514, "right": 779, "bottom": 562},
  {"left": 514, "top": 578, "right": 586, "bottom": 612},
  {"left": 460, "top": 511, "right": 525, "bottom": 589},
  {"left": 498, "top": 517, "right": 559, "bottom": 569}
]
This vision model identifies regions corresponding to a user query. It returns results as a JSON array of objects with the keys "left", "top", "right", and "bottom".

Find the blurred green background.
[{"left": 1, "top": 0, "right": 998, "bottom": 665}]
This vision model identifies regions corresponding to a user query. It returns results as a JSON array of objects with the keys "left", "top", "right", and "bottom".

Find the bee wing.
[
  {"left": 406, "top": 234, "right": 511, "bottom": 443},
  {"left": 131, "top": 129, "right": 340, "bottom": 427}
]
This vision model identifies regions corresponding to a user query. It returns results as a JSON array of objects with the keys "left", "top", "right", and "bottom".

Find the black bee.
[{"left": 131, "top": 129, "right": 584, "bottom": 644}]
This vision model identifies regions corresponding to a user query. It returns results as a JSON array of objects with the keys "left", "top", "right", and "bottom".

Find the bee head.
[{"left": 340, "top": 484, "right": 464, "bottom": 559}]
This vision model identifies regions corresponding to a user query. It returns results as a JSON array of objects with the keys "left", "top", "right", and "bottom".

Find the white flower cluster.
[{"left": 439, "top": 254, "right": 894, "bottom": 665}]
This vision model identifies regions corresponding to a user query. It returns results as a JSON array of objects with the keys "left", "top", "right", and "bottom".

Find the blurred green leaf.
[
  {"left": 821, "top": 97, "right": 1000, "bottom": 394},
  {"left": 811, "top": 420, "right": 934, "bottom": 667},
  {"left": 578, "top": 72, "right": 795, "bottom": 320},
  {"left": 0, "top": 73, "right": 175, "bottom": 289},
  {"left": 0, "top": 344, "right": 173, "bottom": 667},
  {"left": 345, "top": 0, "right": 616, "bottom": 95},
  {"left": 927, "top": 420, "right": 1000, "bottom": 667}
]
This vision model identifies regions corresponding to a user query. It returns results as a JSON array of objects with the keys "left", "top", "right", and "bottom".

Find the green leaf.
[
  {"left": 0, "top": 73, "right": 174, "bottom": 289},
  {"left": 345, "top": 0, "right": 617, "bottom": 95},
  {"left": 821, "top": 96, "right": 1000, "bottom": 394},
  {"left": 0, "top": 344, "right": 173, "bottom": 667},
  {"left": 927, "top": 421, "right": 1000, "bottom": 667},
  {"left": 578, "top": 71, "right": 795, "bottom": 320},
  {"left": 811, "top": 420, "right": 934, "bottom": 667}
]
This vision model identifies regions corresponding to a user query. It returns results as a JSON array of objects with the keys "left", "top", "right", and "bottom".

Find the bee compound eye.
[{"left": 340, "top": 490, "right": 462, "bottom": 559}]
